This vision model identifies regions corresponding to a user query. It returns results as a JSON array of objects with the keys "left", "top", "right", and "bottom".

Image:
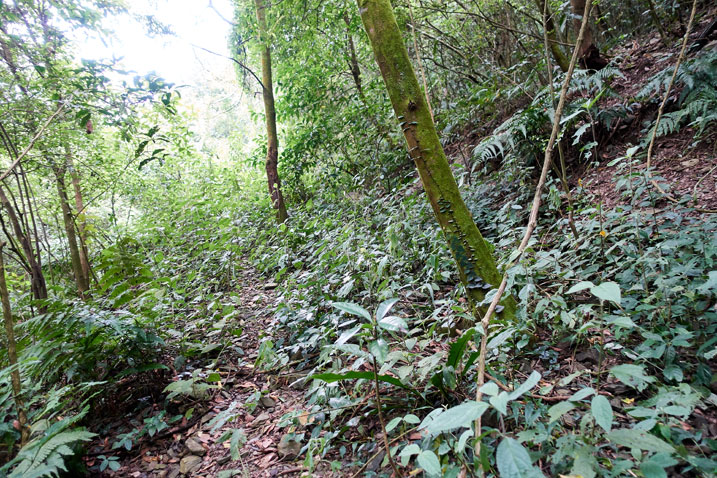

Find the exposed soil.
[{"left": 579, "top": 24, "right": 717, "bottom": 212}]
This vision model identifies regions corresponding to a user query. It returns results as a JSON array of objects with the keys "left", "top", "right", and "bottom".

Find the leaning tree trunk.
[
  {"left": 53, "top": 166, "right": 88, "bottom": 298},
  {"left": 0, "top": 185, "right": 47, "bottom": 306},
  {"left": 355, "top": 0, "right": 516, "bottom": 318},
  {"left": 569, "top": 0, "right": 607, "bottom": 69},
  {"left": 254, "top": 0, "right": 288, "bottom": 224}
]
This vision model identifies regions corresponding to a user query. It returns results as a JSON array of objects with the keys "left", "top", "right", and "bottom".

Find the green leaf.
[
  {"left": 640, "top": 461, "right": 667, "bottom": 478},
  {"left": 606, "top": 315, "right": 636, "bottom": 328},
  {"left": 548, "top": 401, "right": 575, "bottom": 423},
  {"left": 376, "top": 298, "right": 399, "bottom": 321},
  {"left": 230, "top": 429, "right": 246, "bottom": 461},
  {"left": 403, "top": 414, "right": 420, "bottom": 424},
  {"left": 509, "top": 371, "right": 541, "bottom": 400},
  {"left": 447, "top": 328, "right": 476, "bottom": 368},
  {"left": 696, "top": 270, "right": 717, "bottom": 294},
  {"left": 566, "top": 281, "right": 594, "bottom": 294},
  {"left": 399, "top": 443, "right": 420, "bottom": 457},
  {"left": 309, "top": 371, "right": 421, "bottom": 397},
  {"left": 423, "top": 401, "right": 489, "bottom": 435},
  {"left": 386, "top": 417, "right": 402, "bottom": 433},
  {"left": 590, "top": 282, "right": 621, "bottom": 305},
  {"left": 569, "top": 387, "right": 595, "bottom": 401},
  {"left": 378, "top": 315, "right": 408, "bottom": 333},
  {"left": 571, "top": 446, "right": 598, "bottom": 478},
  {"left": 606, "top": 429, "right": 675, "bottom": 453},
  {"left": 335, "top": 326, "right": 362, "bottom": 346},
  {"left": 496, "top": 438, "right": 545, "bottom": 478},
  {"left": 479, "top": 382, "right": 500, "bottom": 396},
  {"left": 489, "top": 391, "right": 510, "bottom": 415},
  {"left": 332, "top": 302, "right": 371, "bottom": 321},
  {"left": 487, "top": 327, "right": 515, "bottom": 350},
  {"left": 416, "top": 450, "right": 441, "bottom": 477},
  {"left": 369, "top": 339, "right": 388, "bottom": 364},
  {"left": 610, "top": 364, "right": 655, "bottom": 391},
  {"left": 663, "top": 364, "right": 683, "bottom": 382},
  {"left": 591, "top": 395, "right": 613, "bottom": 432}
]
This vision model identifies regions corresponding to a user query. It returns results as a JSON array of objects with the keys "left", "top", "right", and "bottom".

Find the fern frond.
[{"left": 29, "top": 430, "right": 95, "bottom": 468}]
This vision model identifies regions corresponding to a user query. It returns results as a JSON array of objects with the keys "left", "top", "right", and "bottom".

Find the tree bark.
[
  {"left": 66, "top": 152, "right": 91, "bottom": 284},
  {"left": 535, "top": 0, "right": 570, "bottom": 72},
  {"left": 0, "top": 185, "right": 47, "bottom": 306},
  {"left": 569, "top": 0, "right": 607, "bottom": 69},
  {"left": 254, "top": 0, "right": 288, "bottom": 224},
  {"left": 53, "top": 166, "right": 88, "bottom": 297},
  {"left": 0, "top": 242, "right": 29, "bottom": 446},
  {"left": 344, "top": 12, "right": 366, "bottom": 100},
  {"left": 355, "top": 0, "right": 516, "bottom": 318}
]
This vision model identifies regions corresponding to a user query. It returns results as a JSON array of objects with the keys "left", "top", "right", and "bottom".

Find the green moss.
[{"left": 357, "top": 0, "right": 516, "bottom": 320}]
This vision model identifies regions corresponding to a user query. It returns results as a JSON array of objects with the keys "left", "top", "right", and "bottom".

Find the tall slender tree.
[
  {"left": 254, "top": 0, "right": 288, "bottom": 223},
  {"left": 355, "top": 0, "right": 516, "bottom": 318},
  {"left": 52, "top": 163, "right": 89, "bottom": 297}
]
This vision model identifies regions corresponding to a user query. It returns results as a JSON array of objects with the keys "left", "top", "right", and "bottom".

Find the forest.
[{"left": 0, "top": 0, "right": 716, "bottom": 476}]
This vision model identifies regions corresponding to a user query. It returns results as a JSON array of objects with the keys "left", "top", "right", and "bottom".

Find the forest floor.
[
  {"left": 83, "top": 26, "right": 717, "bottom": 478},
  {"left": 87, "top": 263, "right": 345, "bottom": 478}
]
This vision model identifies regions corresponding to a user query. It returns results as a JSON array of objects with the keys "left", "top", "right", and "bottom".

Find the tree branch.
[{"left": 0, "top": 103, "right": 65, "bottom": 182}]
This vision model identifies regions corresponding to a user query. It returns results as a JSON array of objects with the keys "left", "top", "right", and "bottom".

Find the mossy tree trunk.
[
  {"left": 254, "top": 0, "right": 288, "bottom": 224},
  {"left": 355, "top": 0, "right": 516, "bottom": 319},
  {"left": 535, "top": 0, "right": 570, "bottom": 72}
]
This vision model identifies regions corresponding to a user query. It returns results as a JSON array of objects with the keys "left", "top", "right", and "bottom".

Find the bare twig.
[
  {"left": 190, "top": 43, "right": 264, "bottom": 90},
  {"left": 407, "top": 2, "right": 434, "bottom": 122},
  {"left": 644, "top": 0, "right": 696, "bottom": 199},
  {"left": 0, "top": 243, "right": 29, "bottom": 446},
  {"left": 373, "top": 358, "right": 404, "bottom": 478},
  {"left": 541, "top": 0, "right": 579, "bottom": 239},
  {"left": 473, "top": 0, "right": 593, "bottom": 464},
  {"left": 208, "top": 0, "right": 237, "bottom": 26}
]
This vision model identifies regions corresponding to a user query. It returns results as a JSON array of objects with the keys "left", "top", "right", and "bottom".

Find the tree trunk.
[
  {"left": 0, "top": 185, "right": 47, "bottom": 306},
  {"left": 535, "top": 0, "right": 570, "bottom": 72},
  {"left": 0, "top": 242, "right": 29, "bottom": 446},
  {"left": 344, "top": 12, "right": 366, "bottom": 100},
  {"left": 66, "top": 152, "right": 91, "bottom": 284},
  {"left": 355, "top": 0, "right": 516, "bottom": 318},
  {"left": 254, "top": 0, "right": 288, "bottom": 224},
  {"left": 53, "top": 166, "right": 88, "bottom": 297},
  {"left": 569, "top": 0, "right": 607, "bottom": 69}
]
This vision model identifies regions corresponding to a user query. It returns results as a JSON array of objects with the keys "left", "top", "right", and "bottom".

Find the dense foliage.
[{"left": 0, "top": 0, "right": 716, "bottom": 477}]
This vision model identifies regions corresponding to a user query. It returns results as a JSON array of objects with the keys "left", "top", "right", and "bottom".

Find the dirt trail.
[{"left": 88, "top": 265, "right": 343, "bottom": 478}]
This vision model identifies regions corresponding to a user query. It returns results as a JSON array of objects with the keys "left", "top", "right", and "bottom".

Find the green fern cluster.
[
  {"left": 642, "top": 50, "right": 717, "bottom": 141},
  {"left": 1, "top": 409, "right": 94, "bottom": 478}
]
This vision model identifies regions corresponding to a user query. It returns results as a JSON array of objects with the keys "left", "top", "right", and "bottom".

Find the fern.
[
  {"left": 653, "top": 110, "right": 684, "bottom": 138},
  {"left": 5, "top": 428, "right": 95, "bottom": 478},
  {"left": 207, "top": 401, "right": 241, "bottom": 433},
  {"left": 642, "top": 51, "right": 717, "bottom": 140},
  {"left": 569, "top": 66, "right": 623, "bottom": 94}
]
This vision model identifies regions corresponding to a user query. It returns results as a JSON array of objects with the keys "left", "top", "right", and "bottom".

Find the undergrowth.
[{"left": 2, "top": 30, "right": 716, "bottom": 478}]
